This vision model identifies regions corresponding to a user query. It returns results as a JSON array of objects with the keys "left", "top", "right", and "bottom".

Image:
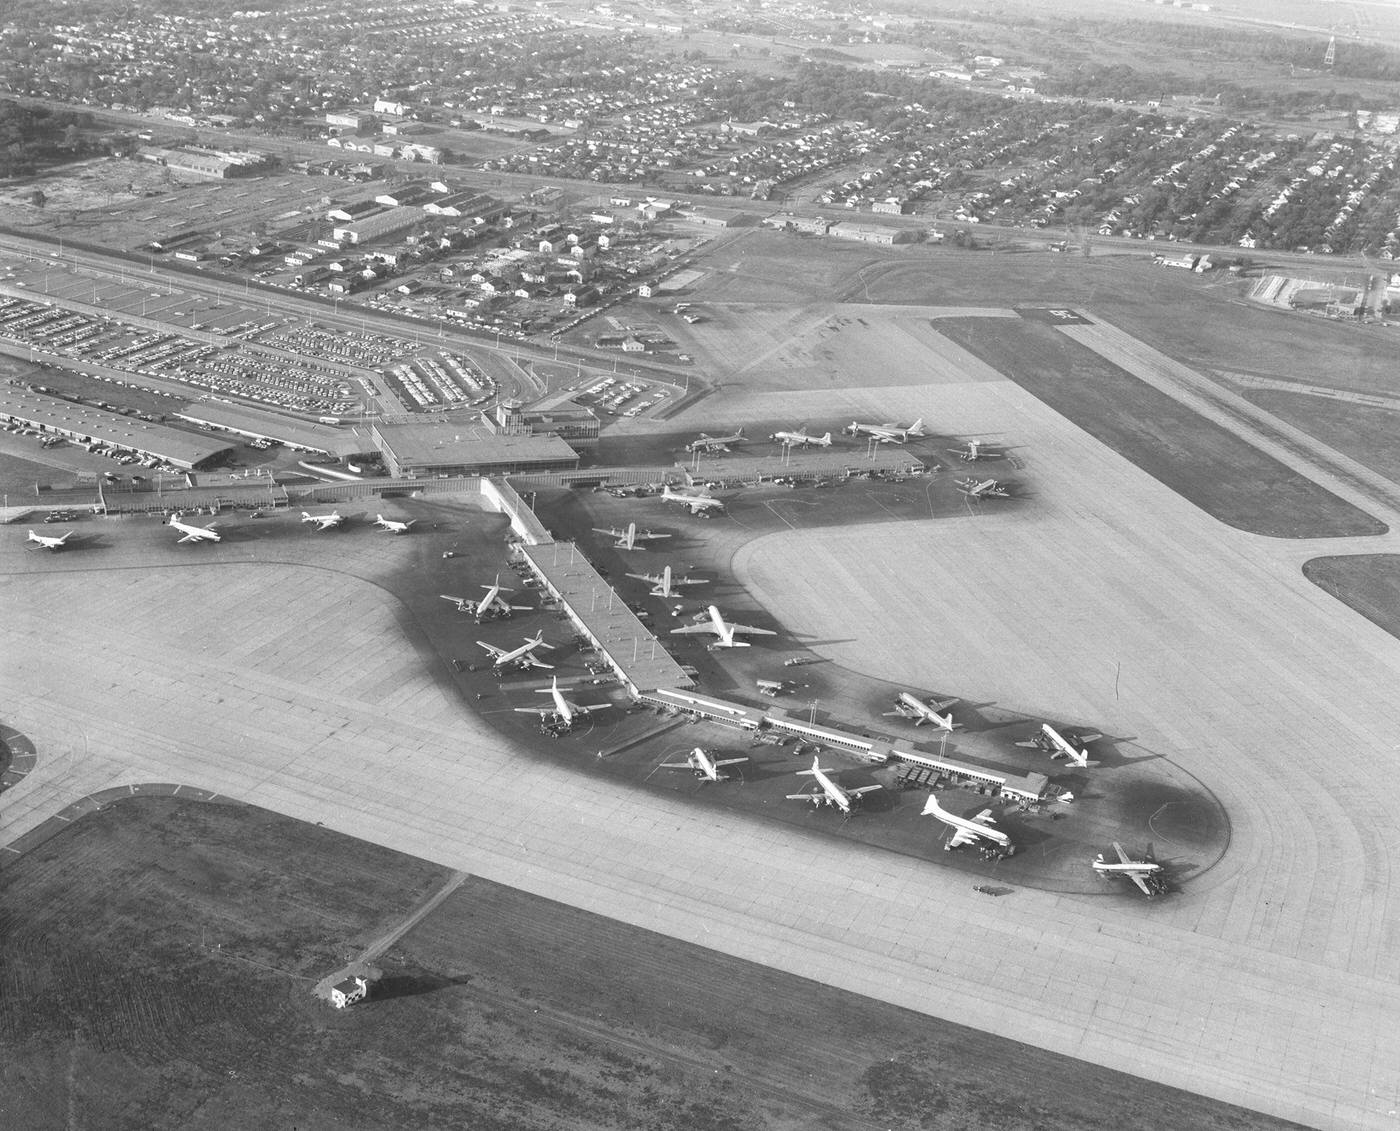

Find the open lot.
[{"left": 0, "top": 797, "right": 1297, "bottom": 1131}]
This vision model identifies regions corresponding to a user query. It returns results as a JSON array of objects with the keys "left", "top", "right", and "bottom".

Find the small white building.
[{"left": 330, "top": 975, "right": 369, "bottom": 1009}]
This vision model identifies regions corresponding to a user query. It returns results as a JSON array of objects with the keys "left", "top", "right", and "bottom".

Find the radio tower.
[{"left": 1324, "top": 36, "right": 1336, "bottom": 67}]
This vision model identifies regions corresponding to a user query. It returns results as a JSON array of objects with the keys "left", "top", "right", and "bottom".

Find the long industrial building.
[{"left": 0, "top": 388, "right": 235, "bottom": 470}]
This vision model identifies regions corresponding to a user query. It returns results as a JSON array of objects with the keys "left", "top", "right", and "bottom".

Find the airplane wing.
[
  {"left": 670, "top": 622, "right": 717, "bottom": 636},
  {"left": 948, "top": 827, "right": 977, "bottom": 848},
  {"left": 849, "top": 784, "right": 882, "bottom": 797},
  {"left": 516, "top": 654, "right": 554, "bottom": 670},
  {"left": 726, "top": 622, "right": 777, "bottom": 637},
  {"left": 177, "top": 533, "right": 199, "bottom": 544},
  {"left": 713, "top": 757, "right": 748, "bottom": 767},
  {"left": 476, "top": 641, "right": 505, "bottom": 658},
  {"left": 1114, "top": 841, "right": 1132, "bottom": 865},
  {"left": 512, "top": 706, "right": 554, "bottom": 716},
  {"left": 1129, "top": 872, "right": 1155, "bottom": 896},
  {"left": 972, "top": 809, "right": 996, "bottom": 825},
  {"left": 659, "top": 760, "right": 694, "bottom": 770}
]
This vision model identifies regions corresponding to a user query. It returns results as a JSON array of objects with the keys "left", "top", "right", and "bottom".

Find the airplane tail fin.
[
  {"left": 735, "top": 427, "right": 744, "bottom": 438},
  {"left": 908, "top": 418, "right": 925, "bottom": 435},
  {"left": 820, "top": 432, "right": 832, "bottom": 444}
]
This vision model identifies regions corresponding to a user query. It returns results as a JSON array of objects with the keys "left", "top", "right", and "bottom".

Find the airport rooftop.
[
  {"left": 373, "top": 420, "right": 578, "bottom": 478},
  {"left": 0, "top": 388, "right": 235, "bottom": 469}
]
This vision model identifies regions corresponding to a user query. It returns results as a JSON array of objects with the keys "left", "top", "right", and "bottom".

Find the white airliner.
[
  {"left": 373, "top": 514, "right": 416, "bottom": 534},
  {"left": 955, "top": 477, "right": 1010, "bottom": 499},
  {"left": 947, "top": 440, "right": 1001, "bottom": 461},
  {"left": 168, "top": 514, "right": 221, "bottom": 543},
  {"left": 770, "top": 425, "right": 832, "bottom": 448},
  {"left": 1093, "top": 842, "right": 1163, "bottom": 896},
  {"left": 921, "top": 793, "right": 1011, "bottom": 851},
  {"left": 661, "top": 747, "right": 748, "bottom": 782},
  {"left": 686, "top": 428, "right": 745, "bottom": 454},
  {"left": 513, "top": 675, "right": 608, "bottom": 729},
  {"left": 884, "top": 690, "right": 962, "bottom": 731},
  {"left": 671, "top": 605, "right": 776, "bottom": 648},
  {"left": 659, "top": 485, "right": 726, "bottom": 515},
  {"left": 300, "top": 510, "right": 345, "bottom": 531},
  {"left": 1015, "top": 723, "right": 1102, "bottom": 768},
  {"left": 845, "top": 417, "right": 925, "bottom": 443},
  {"left": 441, "top": 575, "right": 531, "bottom": 621},
  {"left": 786, "top": 756, "right": 882, "bottom": 814},
  {"left": 593, "top": 522, "right": 671, "bottom": 550},
  {"left": 626, "top": 565, "right": 707, "bottom": 598},
  {"left": 27, "top": 529, "right": 74, "bottom": 550},
  {"left": 476, "top": 631, "right": 554, "bottom": 671}
]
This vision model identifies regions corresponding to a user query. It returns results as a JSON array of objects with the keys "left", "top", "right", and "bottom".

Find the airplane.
[
  {"left": 845, "top": 417, "right": 925, "bottom": 444},
  {"left": 769, "top": 425, "right": 833, "bottom": 448},
  {"left": 660, "top": 747, "right": 748, "bottom": 782},
  {"left": 686, "top": 428, "right": 745, "bottom": 454},
  {"left": 883, "top": 690, "right": 962, "bottom": 731},
  {"left": 1015, "top": 723, "right": 1102, "bottom": 768},
  {"left": 300, "top": 510, "right": 345, "bottom": 531},
  {"left": 27, "top": 529, "right": 74, "bottom": 550},
  {"left": 671, "top": 604, "right": 777, "bottom": 648},
  {"left": 168, "top": 514, "right": 221, "bottom": 543},
  {"left": 921, "top": 793, "right": 1011, "bottom": 851},
  {"left": 626, "top": 564, "right": 707, "bottom": 599},
  {"left": 947, "top": 440, "right": 1002, "bottom": 461},
  {"left": 592, "top": 521, "right": 671, "bottom": 550},
  {"left": 513, "top": 675, "right": 608, "bottom": 729},
  {"left": 476, "top": 631, "right": 554, "bottom": 672},
  {"left": 659, "top": 485, "right": 726, "bottom": 515},
  {"left": 1093, "top": 842, "right": 1164, "bottom": 897},
  {"left": 955, "top": 477, "right": 1011, "bottom": 499},
  {"left": 785, "top": 755, "right": 881, "bottom": 814},
  {"left": 373, "top": 514, "right": 416, "bottom": 534},
  {"left": 441, "top": 575, "right": 531, "bottom": 621}
]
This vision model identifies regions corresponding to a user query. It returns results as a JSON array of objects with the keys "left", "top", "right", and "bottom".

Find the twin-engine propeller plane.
[
  {"left": 1016, "top": 723, "right": 1102, "bottom": 768},
  {"left": 626, "top": 565, "right": 707, "bottom": 599},
  {"left": 786, "top": 756, "right": 881, "bottom": 814},
  {"left": 373, "top": 514, "right": 416, "bottom": 534},
  {"left": 27, "top": 529, "right": 74, "bottom": 550},
  {"left": 846, "top": 417, "right": 925, "bottom": 443},
  {"left": 1093, "top": 843, "right": 1164, "bottom": 897},
  {"left": 770, "top": 424, "right": 833, "bottom": 448},
  {"left": 659, "top": 485, "right": 726, "bottom": 515},
  {"left": 947, "top": 440, "right": 1003, "bottom": 461},
  {"left": 441, "top": 575, "right": 531, "bottom": 621},
  {"left": 686, "top": 428, "right": 745, "bottom": 454},
  {"left": 922, "top": 793, "right": 1012, "bottom": 851},
  {"left": 593, "top": 521, "right": 671, "bottom": 550},
  {"left": 300, "top": 510, "right": 345, "bottom": 531},
  {"left": 477, "top": 631, "right": 554, "bottom": 672},
  {"left": 884, "top": 690, "right": 961, "bottom": 732},
  {"left": 513, "top": 676, "right": 609, "bottom": 730},
  {"left": 955, "top": 477, "right": 1011, "bottom": 499},
  {"left": 168, "top": 514, "right": 221, "bottom": 543},
  {"left": 671, "top": 605, "right": 776, "bottom": 648},
  {"left": 661, "top": 747, "right": 748, "bottom": 782}
]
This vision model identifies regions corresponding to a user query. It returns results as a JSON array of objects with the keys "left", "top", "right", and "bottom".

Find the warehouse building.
[{"left": 0, "top": 389, "right": 234, "bottom": 470}]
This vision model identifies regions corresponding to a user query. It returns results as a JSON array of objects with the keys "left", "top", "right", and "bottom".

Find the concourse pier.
[{"left": 516, "top": 541, "right": 695, "bottom": 694}]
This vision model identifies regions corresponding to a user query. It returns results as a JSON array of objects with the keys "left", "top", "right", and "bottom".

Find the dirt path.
[{"left": 313, "top": 868, "right": 470, "bottom": 998}]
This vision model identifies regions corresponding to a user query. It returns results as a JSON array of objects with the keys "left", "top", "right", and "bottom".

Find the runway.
[{"left": 4, "top": 322, "right": 1400, "bottom": 1128}]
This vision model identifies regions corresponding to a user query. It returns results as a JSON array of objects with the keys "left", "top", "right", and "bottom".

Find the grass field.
[
  {"left": 0, "top": 797, "right": 1304, "bottom": 1131},
  {"left": 1303, "top": 555, "right": 1400, "bottom": 642},
  {"left": 936, "top": 316, "right": 1384, "bottom": 538},
  {"left": 1241, "top": 390, "right": 1400, "bottom": 489}
]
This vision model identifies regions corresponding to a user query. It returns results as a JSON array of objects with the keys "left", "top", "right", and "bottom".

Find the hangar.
[{"left": 0, "top": 388, "right": 234, "bottom": 470}]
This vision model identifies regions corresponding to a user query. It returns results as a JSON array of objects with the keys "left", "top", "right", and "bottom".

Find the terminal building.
[
  {"left": 0, "top": 388, "right": 235, "bottom": 470},
  {"left": 485, "top": 394, "right": 601, "bottom": 450},
  {"left": 372, "top": 420, "right": 579, "bottom": 478}
]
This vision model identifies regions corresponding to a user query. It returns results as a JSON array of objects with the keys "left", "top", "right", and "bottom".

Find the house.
[{"left": 329, "top": 975, "right": 368, "bottom": 1009}]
